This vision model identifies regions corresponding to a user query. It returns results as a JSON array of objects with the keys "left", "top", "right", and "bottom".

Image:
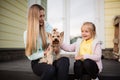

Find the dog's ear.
[
  {"left": 47, "top": 32, "right": 52, "bottom": 38},
  {"left": 60, "top": 32, "right": 64, "bottom": 44},
  {"left": 47, "top": 32, "right": 52, "bottom": 44},
  {"left": 60, "top": 32, "right": 64, "bottom": 37}
]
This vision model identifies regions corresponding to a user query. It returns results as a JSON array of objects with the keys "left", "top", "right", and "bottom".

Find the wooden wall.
[
  {"left": 0, "top": 0, "right": 27, "bottom": 48},
  {"left": 105, "top": 0, "right": 120, "bottom": 48},
  {"left": 0, "top": 0, "right": 120, "bottom": 49},
  {"left": 41, "top": 0, "right": 47, "bottom": 20}
]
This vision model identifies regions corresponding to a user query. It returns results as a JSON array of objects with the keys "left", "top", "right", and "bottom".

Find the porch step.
[{"left": 0, "top": 58, "right": 120, "bottom": 80}]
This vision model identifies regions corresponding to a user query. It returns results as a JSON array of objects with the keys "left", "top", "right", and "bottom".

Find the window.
[
  {"left": 47, "top": 0, "right": 104, "bottom": 48},
  {"left": 47, "top": 0, "right": 64, "bottom": 32}
]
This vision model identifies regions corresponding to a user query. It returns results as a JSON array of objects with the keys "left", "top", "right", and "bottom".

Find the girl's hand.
[{"left": 75, "top": 55, "right": 84, "bottom": 60}]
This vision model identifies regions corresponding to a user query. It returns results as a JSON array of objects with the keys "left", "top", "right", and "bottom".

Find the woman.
[{"left": 23, "top": 4, "right": 69, "bottom": 80}]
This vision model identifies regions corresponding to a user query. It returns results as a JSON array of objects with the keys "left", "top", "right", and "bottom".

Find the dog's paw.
[
  {"left": 39, "top": 58, "right": 47, "bottom": 63},
  {"left": 47, "top": 62, "right": 52, "bottom": 65}
]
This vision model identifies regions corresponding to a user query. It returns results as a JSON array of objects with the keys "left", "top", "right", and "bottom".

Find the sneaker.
[
  {"left": 118, "top": 58, "right": 120, "bottom": 62},
  {"left": 91, "top": 77, "right": 99, "bottom": 80},
  {"left": 74, "top": 79, "right": 80, "bottom": 80}
]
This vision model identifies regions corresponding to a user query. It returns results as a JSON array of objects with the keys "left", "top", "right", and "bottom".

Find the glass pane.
[
  {"left": 70, "top": 0, "right": 96, "bottom": 43},
  {"left": 47, "top": 0, "right": 63, "bottom": 32}
]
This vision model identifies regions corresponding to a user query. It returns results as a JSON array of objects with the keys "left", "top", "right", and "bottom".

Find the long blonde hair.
[{"left": 26, "top": 4, "right": 47, "bottom": 56}]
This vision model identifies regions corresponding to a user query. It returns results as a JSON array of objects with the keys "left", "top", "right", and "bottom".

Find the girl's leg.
[
  {"left": 83, "top": 59, "right": 99, "bottom": 79},
  {"left": 31, "top": 59, "right": 56, "bottom": 80},
  {"left": 74, "top": 60, "right": 83, "bottom": 79},
  {"left": 53, "top": 57, "right": 70, "bottom": 80}
]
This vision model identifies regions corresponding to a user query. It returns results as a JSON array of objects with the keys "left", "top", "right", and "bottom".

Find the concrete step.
[{"left": 0, "top": 58, "right": 120, "bottom": 80}]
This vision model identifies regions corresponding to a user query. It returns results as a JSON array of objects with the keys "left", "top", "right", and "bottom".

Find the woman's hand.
[
  {"left": 44, "top": 45, "right": 51, "bottom": 55},
  {"left": 44, "top": 49, "right": 48, "bottom": 56},
  {"left": 54, "top": 48, "right": 59, "bottom": 54},
  {"left": 44, "top": 45, "right": 52, "bottom": 55}
]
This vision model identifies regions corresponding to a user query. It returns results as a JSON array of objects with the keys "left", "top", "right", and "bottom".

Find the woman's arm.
[{"left": 27, "top": 50, "right": 44, "bottom": 60}]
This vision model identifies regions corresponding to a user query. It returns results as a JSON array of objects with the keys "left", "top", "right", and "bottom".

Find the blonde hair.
[
  {"left": 81, "top": 22, "right": 96, "bottom": 38},
  {"left": 26, "top": 4, "right": 47, "bottom": 56}
]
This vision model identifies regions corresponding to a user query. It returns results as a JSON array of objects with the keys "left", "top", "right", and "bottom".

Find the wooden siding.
[
  {"left": 0, "top": 0, "right": 27, "bottom": 48},
  {"left": 41, "top": 0, "right": 47, "bottom": 20},
  {"left": 105, "top": 0, "right": 120, "bottom": 48},
  {"left": 0, "top": 0, "right": 119, "bottom": 49}
]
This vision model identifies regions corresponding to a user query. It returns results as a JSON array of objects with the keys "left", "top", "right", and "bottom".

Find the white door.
[{"left": 47, "top": 0, "right": 105, "bottom": 48}]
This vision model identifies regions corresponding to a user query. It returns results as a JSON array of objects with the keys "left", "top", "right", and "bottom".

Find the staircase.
[{"left": 0, "top": 57, "right": 120, "bottom": 80}]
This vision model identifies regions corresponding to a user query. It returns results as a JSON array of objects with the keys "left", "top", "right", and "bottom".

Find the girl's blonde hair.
[
  {"left": 26, "top": 4, "right": 47, "bottom": 56},
  {"left": 82, "top": 22, "right": 96, "bottom": 38}
]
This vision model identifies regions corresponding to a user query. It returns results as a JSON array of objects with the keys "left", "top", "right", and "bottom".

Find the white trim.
[
  {"left": 63, "top": 0, "right": 70, "bottom": 44},
  {"left": 95, "top": 0, "right": 105, "bottom": 49},
  {"left": 100, "top": 0, "right": 105, "bottom": 49}
]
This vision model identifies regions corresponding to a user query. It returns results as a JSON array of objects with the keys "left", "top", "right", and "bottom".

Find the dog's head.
[{"left": 47, "top": 28, "right": 64, "bottom": 48}]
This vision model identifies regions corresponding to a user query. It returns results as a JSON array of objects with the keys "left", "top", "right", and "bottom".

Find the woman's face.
[
  {"left": 81, "top": 25, "right": 92, "bottom": 41},
  {"left": 39, "top": 10, "right": 45, "bottom": 26}
]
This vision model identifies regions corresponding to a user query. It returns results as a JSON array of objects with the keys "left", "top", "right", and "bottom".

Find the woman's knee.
[
  {"left": 40, "top": 66, "right": 56, "bottom": 80},
  {"left": 58, "top": 57, "right": 70, "bottom": 66},
  {"left": 61, "top": 57, "right": 69, "bottom": 62},
  {"left": 46, "top": 66, "right": 56, "bottom": 75}
]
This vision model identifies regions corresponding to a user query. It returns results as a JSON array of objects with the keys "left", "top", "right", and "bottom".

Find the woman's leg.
[
  {"left": 83, "top": 59, "right": 99, "bottom": 79},
  {"left": 74, "top": 60, "right": 83, "bottom": 79},
  {"left": 31, "top": 59, "right": 56, "bottom": 80},
  {"left": 53, "top": 57, "right": 70, "bottom": 80}
]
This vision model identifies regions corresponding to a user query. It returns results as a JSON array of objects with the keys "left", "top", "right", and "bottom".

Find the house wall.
[
  {"left": 0, "top": 0, "right": 120, "bottom": 49},
  {"left": 0, "top": 0, "right": 48, "bottom": 61},
  {"left": 41, "top": 0, "right": 47, "bottom": 20},
  {"left": 0, "top": 0, "right": 119, "bottom": 61},
  {"left": 105, "top": 0, "right": 120, "bottom": 48},
  {"left": 0, "top": 0, "right": 48, "bottom": 49},
  {"left": 0, "top": 0, "right": 27, "bottom": 48}
]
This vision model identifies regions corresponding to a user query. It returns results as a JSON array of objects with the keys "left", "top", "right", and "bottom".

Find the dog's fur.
[{"left": 39, "top": 28, "right": 64, "bottom": 64}]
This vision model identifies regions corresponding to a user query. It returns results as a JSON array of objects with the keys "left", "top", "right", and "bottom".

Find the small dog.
[{"left": 39, "top": 28, "right": 64, "bottom": 64}]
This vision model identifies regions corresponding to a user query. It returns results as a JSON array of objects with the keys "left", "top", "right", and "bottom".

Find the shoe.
[
  {"left": 118, "top": 58, "right": 120, "bottom": 62},
  {"left": 92, "top": 77, "right": 99, "bottom": 80},
  {"left": 74, "top": 79, "right": 80, "bottom": 80}
]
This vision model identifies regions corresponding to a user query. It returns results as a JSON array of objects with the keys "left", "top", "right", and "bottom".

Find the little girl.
[{"left": 61, "top": 22, "right": 103, "bottom": 80}]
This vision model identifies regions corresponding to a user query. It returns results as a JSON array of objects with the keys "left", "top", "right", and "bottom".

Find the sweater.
[{"left": 61, "top": 38, "right": 103, "bottom": 72}]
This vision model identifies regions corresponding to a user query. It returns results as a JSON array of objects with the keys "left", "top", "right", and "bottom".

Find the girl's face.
[
  {"left": 81, "top": 25, "right": 92, "bottom": 41},
  {"left": 39, "top": 10, "right": 45, "bottom": 26}
]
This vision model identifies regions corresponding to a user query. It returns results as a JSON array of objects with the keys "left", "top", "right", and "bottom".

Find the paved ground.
[{"left": 0, "top": 57, "right": 120, "bottom": 80}]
